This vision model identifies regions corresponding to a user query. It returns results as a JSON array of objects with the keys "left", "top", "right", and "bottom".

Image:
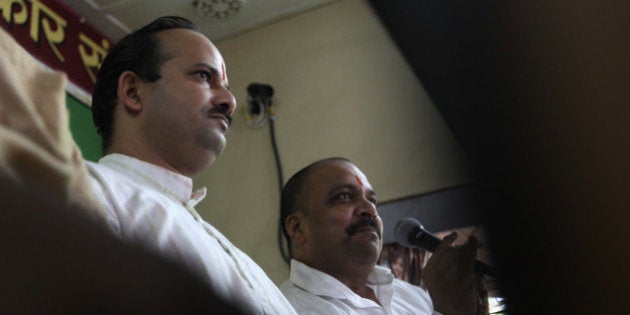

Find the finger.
[
  {"left": 434, "top": 232, "right": 458, "bottom": 254},
  {"left": 457, "top": 236, "right": 480, "bottom": 278},
  {"left": 427, "top": 232, "right": 459, "bottom": 271},
  {"left": 464, "top": 236, "right": 479, "bottom": 260}
]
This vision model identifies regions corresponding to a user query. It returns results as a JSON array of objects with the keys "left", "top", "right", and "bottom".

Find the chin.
[{"left": 201, "top": 133, "right": 226, "bottom": 156}]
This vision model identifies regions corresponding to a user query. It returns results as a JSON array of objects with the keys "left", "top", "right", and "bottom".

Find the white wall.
[{"left": 192, "top": 0, "right": 471, "bottom": 285}]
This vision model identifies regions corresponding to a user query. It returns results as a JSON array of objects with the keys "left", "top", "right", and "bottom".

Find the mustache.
[
  {"left": 346, "top": 217, "right": 381, "bottom": 239},
  {"left": 209, "top": 107, "right": 233, "bottom": 125}
]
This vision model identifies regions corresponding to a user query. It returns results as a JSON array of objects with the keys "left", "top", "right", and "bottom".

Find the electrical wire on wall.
[{"left": 243, "top": 83, "right": 291, "bottom": 263}]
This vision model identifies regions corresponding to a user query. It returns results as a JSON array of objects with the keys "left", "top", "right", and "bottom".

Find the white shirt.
[
  {"left": 281, "top": 260, "right": 437, "bottom": 315},
  {"left": 87, "top": 154, "right": 296, "bottom": 315}
]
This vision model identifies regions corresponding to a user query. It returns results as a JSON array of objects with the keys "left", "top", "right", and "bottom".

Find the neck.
[{"left": 105, "top": 144, "right": 188, "bottom": 176}]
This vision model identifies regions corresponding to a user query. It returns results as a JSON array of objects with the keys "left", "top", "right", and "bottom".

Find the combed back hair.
[
  {"left": 280, "top": 157, "right": 350, "bottom": 257},
  {"left": 91, "top": 16, "right": 201, "bottom": 151}
]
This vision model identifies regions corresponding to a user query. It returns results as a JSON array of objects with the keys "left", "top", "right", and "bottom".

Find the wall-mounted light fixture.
[
  {"left": 243, "top": 83, "right": 274, "bottom": 128},
  {"left": 192, "top": 0, "right": 243, "bottom": 21}
]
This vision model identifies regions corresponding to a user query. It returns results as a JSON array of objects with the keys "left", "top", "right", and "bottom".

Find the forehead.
[
  {"left": 155, "top": 28, "right": 224, "bottom": 67},
  {"left": 306, "top": 161, "right": 372, "bottom": 192}
]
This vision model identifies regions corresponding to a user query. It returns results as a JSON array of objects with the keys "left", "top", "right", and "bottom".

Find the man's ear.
[
  {"left": 285, "top": 213, "right": 306, "bottom": 245},
  {"left": 117, "top": 71, "right": 143, "bottom": 112}
]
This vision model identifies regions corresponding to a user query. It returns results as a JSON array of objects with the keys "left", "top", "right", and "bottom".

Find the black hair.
[
  {"left": 280, "top": 157, "right": 350, "bottom": 258},
  {"left": 91, "top": 16, "right": 201, "bottom": 151}
]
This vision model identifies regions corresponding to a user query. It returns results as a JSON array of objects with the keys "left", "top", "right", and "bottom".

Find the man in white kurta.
[
  {"left": 86, "top": 16, "right": 296, "bottom": 314},
  {"left": 279, "top": 158, "right": 480, "bottom": 314}
]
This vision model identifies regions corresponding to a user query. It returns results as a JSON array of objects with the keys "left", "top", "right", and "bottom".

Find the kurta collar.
[
  {"left": 289, "top": 259, "right": 395, "bottom": 309},
  {"left": 98, "top": 154, "right": 206, "bottom": 205}
]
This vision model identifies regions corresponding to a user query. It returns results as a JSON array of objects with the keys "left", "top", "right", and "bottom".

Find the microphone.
[{"left": 394, "top": 217, "right": 496, "bottom": 277}]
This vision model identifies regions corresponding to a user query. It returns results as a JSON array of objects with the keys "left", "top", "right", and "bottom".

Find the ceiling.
[{"left": 61, "top": 0, "right": 336, "bottom": 41}]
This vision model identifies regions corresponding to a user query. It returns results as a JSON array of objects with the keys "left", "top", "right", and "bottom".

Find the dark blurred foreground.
[{"left": 0, "top": 176, "right": 245, "bottom": 314}]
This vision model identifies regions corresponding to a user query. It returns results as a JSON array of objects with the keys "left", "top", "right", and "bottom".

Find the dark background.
[{"left": 368, "top": 0, "right": 629, "bottom": 313}]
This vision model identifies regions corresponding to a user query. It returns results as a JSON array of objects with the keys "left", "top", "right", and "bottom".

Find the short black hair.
[
  {"left": 280, "top": 157, "right": 350, "bottom": 257},
  {"left": 91, "top": 16, "right": 201, "bottom": 151}
]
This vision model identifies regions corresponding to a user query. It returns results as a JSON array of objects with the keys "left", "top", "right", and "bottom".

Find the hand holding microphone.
[
  {"left": 394, "top": 217, "right": 495, "bottom": 277},
  {"left": 395, "top": 217, "right": 492, "bottom": 314}
]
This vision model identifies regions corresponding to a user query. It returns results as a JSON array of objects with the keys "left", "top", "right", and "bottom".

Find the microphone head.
[{"left": 394, "top": 217, "right": 423, "bottom": 247}]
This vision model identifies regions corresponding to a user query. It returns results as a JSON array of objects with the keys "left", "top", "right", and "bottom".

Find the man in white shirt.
[
  {"left": 86, "top": 16, "right": 296, "bottom": 315},
  {"left": 280, "top": 157, "right": 482, "bottom": 314}
]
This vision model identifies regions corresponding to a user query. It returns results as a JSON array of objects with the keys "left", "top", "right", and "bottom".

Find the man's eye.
[
  {"left": 196, "top": 71, "right": 211, "bottom": 80},
  {"left": 335, "top": 193, "right": 352, "bottom": 201}
]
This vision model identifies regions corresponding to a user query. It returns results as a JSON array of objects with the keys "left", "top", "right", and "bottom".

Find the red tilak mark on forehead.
[
  {"left": 355, "top": 175, "right": 364, "bottom": 187},
  {"left": 221, "top": 63, "right": 226, "bottom": 81}
]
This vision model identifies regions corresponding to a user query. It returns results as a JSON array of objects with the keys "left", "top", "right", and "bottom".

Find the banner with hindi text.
[{"left": 0, "top": 0, "right": 112, "bottom": 105}]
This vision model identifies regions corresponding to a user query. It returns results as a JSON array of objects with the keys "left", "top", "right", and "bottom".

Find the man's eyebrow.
[
  {"left": 327, "top": 183, "right": 377, "bottom": 200},
  {"left": 193, "top": 62, "right": 220, "bottom": 76},
  {"left": 328, "top": 183, "right": 358, "bottom": 195}
]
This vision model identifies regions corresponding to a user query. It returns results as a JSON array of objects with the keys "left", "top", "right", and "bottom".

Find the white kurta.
[
  {"left": 281, "top": 260, "right": 438, "bottom": 315},
  {"left": 87, "top": 154, "right": 296, "bottom": 315}
]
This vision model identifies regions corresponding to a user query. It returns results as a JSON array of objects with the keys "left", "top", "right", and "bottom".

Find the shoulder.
[
  {"left": 86, "top": 159, "right": 133, "bottom": 193},
  {"left": 86, "top": 158, "right": 158, "bottom": 201},
  {"left": 85, "top": 160, "right": 129, "bottom": 235},
  {"left": 86, "top": 159, "right": 173, "bottom": 235},
  {"left": 86, "top": 159, "right": 141, "bottom": 208},
  {"left": 86, "top": 159, "right": 132, "bottom": 184}
]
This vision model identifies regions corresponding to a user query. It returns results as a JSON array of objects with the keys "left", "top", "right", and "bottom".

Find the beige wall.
[{"left": 192, "top": 0, "right": 471, "bottom": 285}]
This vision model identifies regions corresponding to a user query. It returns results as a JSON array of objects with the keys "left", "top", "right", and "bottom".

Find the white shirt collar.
[
  {"left": 98, "top": 153, "right": 206, "bottom": 206},
  {"left": 289, "top": 259, "right": 395, "bottom": 309}
]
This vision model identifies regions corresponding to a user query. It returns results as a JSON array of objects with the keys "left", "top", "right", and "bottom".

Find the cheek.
[
  {"left": 160, "top": 79, "right": 207, "bottom": 102},
  {"left": 146, "top": 85, "right": 182, "bottom": 114},
  {"left": 167, "top": 88, "right": 209, "bottom": 118},
  {"left": 310, "top": 214, "right": 348, "bottom": 234}
]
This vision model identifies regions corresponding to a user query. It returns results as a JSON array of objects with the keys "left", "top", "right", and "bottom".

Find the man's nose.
[
  {"left": 356, "top": 198, "right": 378, "bottom": 218},
  {"left": 213, "top": 88, "right": 237, "bottom": 116}
]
